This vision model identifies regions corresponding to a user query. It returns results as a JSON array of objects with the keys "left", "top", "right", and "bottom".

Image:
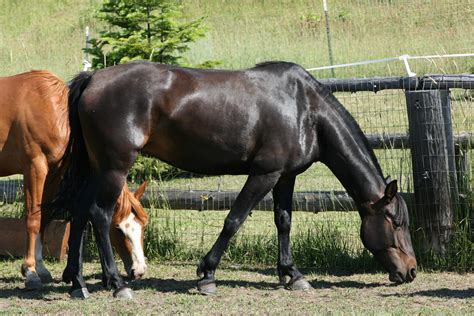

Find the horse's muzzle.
[{"left": 389, "top": 268, "right": 416, "bottom": 284}]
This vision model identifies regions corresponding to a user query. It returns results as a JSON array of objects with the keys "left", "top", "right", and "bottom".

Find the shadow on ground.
[{"left": 381, "top": 288, "right": 474, "bottom": 299}]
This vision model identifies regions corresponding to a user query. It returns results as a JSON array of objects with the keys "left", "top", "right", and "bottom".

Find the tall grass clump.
[
  {"left": 412, "top": 177, "right": 473, "bottom": 272},
  {"left": 141, "top": 203, "right": 380, "bottom": 272}
]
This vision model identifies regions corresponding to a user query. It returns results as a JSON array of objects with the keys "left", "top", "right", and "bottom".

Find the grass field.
[
  {"left": 1, "top": 0, "right": 473, "bottom": 79},
  {"left": 0, "top": 259, "right": 472, "bottom": 314}
]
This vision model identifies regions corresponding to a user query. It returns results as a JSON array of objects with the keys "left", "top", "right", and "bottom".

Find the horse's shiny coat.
[
  {"left": 54, "top": 61, "right": 416, "bottom": 298},
  {"left": 0, "top": 70, "right": 148, "bottom": 289}
]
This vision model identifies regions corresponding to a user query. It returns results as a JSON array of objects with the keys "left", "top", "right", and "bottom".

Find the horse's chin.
[{"left": 388, "top": 271, "right": 405, "bottom": 284}]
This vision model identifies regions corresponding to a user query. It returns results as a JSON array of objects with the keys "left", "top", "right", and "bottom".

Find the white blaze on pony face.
[{"left": 117, "top": 212, "right": 147, "bottom": 278}]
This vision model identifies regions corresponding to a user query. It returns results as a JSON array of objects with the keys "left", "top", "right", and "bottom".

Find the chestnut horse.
[
  {"left": 0, "top": 70, "right": 148, "bottom": 291},
  {"left": 53, "top": 61, "right": 417, "bottom": 299}
]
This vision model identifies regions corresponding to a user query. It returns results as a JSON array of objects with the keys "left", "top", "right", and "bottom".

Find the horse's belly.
[
  {"left": 142, "top": 132, "right": 252, "bottom": 175},
  {"left": 0, "top": 153, "right": 23, "bottom": 176}
]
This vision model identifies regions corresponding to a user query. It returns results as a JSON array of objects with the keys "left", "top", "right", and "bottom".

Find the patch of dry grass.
[{"left": 0, "top": 259, "right": 472, "bottom": 314}]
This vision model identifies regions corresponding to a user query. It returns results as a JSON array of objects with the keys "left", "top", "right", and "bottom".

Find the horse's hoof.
[
  {"left": 38, "top": 271, "right": 53, "bottom": 284},
  {"left": 24, "top": 271, "right": 42, "bottom": 290},
  {"left": 197, "top": 279, "right": 217, "bottom": 296},
  {"left": 286, "top": 277, "right": 312, "bottom": 291},
  {"left": 25, "top": 277, "right": 42, "bottom": 290},
  {"left": 70, "top": 287, "right": 90, "bottom": 299},
  {"left": 276, "top": 276, "right": 288, "bottom": 289},
  {"left": 113, "top": 287, "right": 134, "bottom": 299}
]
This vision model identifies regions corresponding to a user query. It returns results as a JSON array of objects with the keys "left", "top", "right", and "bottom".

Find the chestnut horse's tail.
[{"left": 47, "top": 71, "right": 95, "bottom": 219}]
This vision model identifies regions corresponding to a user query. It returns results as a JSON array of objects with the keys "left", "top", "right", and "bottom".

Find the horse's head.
[
  {"left": 109, "top": 181, "right": 149, "bottom": 280},
  {"left": 360, "top": 180, "right": 417, "bottom": 284}
]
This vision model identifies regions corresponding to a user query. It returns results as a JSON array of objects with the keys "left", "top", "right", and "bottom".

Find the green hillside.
[{"left": 1, "top": 0, "right": 473, "bottom": 80}]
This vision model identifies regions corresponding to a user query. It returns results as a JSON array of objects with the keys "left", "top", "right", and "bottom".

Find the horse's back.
[{"left": 78, "top": 62, "right": 320, "bottom": 175}]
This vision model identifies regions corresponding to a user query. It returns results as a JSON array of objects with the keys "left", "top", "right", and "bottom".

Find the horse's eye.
[{"left": 384, "top": 214, "right": 399, "bottom": 229}]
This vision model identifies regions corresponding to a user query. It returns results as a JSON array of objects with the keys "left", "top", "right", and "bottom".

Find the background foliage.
[{"left": 1, "top": 0, "right": 472, "bottom": 79}]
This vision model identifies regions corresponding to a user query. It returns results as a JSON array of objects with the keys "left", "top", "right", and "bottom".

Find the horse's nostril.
[{"left": 410, "top": 268, "right": 417, "bottom": 280}]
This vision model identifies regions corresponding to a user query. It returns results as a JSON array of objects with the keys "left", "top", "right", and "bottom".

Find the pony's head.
[
  {"left": 360, "top": 180, "right": 417, "bottom": 284},
  {"left": 109, "top": 182, "right": 149, "bottom": 280}
]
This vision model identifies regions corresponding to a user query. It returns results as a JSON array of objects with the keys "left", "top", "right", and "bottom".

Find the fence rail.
[{"left": 319, "top": 74, "right": 474, "bottom": 92}]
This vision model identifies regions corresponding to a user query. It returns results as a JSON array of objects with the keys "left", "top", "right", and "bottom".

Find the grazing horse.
[
  {"left": 53, "top": 61, "right": 417, "bottom": 299},
  {"left": 0, "top": 70, "right": 148, "bottom": 291}
]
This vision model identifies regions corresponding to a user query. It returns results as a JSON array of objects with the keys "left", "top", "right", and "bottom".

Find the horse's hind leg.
[
  {"left": 273, "top": 176, "right": 312, "bottom": 291},
  {"left": 197, "top": 172, "right": 281, "bottom": 295},
  {"left": 87, "top": 169, "right": 131, "bottom": 298},
  {"left": 21, "top": 158, "right": 48, "bottom": 290},
  {"left": 64, "top": 169, "right": 130, "bottom": 298},
  {"left": 62, "top": 180, "right": 93, "bottom": 299}
]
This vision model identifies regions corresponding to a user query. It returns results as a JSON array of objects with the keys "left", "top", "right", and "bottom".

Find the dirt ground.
[{"left": 0, "top": 259, "right": 472, "bottom": 314}]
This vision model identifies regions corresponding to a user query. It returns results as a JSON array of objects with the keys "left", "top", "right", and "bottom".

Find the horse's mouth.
[
  {"left": 389, "top": 268, "right": 416, "bottom": 284},
  {"left": 389, "top": 272, "right": 404, "bottom": 284}
]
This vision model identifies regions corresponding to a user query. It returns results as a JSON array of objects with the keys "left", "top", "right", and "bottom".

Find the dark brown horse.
[
  {"left": 53, "top": 61, "right": 417, "bottom": 299},
  {"left": 0, "top": 70, "right": 148, "bottom": 291}
]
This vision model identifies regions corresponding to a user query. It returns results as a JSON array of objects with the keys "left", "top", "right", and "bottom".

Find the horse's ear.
[
  {"left": 134, "top": 181, "right": 148, "bottom": 200},
  {"left": 384, "top": 180, "right": 398, "bottom": 201}
]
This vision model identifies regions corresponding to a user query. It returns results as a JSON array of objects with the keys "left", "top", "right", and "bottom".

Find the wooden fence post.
[{"left": 405, "top": 89, "right": 457, "bottom": 254}]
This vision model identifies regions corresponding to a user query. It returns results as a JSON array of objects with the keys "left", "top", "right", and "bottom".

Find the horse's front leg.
[
  {"left": 273, "top": 176, "right": 312, "bottom": 291},
  {"left": 197, "top": 172, "right": 281, "bottom": 295}
]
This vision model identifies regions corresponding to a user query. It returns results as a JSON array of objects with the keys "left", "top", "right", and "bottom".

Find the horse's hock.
[{"left": 0, "top": 218, "right": 69, "bottom": 260}]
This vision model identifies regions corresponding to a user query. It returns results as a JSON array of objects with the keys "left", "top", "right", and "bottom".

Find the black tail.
[{"left": 47, "top": 71, "right": 95, "bottom": 219}]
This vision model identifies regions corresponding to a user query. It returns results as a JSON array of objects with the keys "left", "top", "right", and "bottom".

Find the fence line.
[{"left": 306, "top": 53, "right": 474, "bottom": 77}]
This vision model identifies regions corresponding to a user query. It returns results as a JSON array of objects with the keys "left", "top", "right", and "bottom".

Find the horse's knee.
[
  {"left": 25, "top": 211, "right": 41, "bottom": 232},
  {"left": 223, "top": 217, "right": 241, "bottom": 236},
  {"left": 274, "top": 209, "right": 291, "bottom": 232}
]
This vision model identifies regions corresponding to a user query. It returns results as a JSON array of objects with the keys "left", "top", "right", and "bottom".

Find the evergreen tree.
[{"left": 86, "top": 0, "right": 214, "bottom": 69}]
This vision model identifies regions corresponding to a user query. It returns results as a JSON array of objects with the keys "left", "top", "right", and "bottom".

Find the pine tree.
[{"left": 86, "top": 0, "right": 214, "bottom": 69}]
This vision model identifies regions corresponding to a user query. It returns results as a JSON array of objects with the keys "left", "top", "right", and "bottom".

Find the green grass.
[
  {"left": 1, "top": 0, "right": 473, "bottom": 78},
  {"left": 142, "top": 207, "right": 376, "bottom": 270},
  {"left": 1, "top": 258, "right": 473, "bottom": 314},
  {"left": 182, "top": 0, "right": 474, "bottom": 77}
]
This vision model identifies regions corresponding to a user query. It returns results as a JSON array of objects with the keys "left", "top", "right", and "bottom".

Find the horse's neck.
[{"left": 318, "top": 108, "right": 385, "bottom": 205}]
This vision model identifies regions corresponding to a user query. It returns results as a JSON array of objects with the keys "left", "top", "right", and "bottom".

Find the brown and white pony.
[{"left": 0, "top": 70, "right": 148, "bottom": 289}]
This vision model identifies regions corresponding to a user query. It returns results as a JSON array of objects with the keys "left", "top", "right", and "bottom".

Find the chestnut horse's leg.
[
  {"left": 197, "top": 172, "right": 281, "bottom": 295},
  {"left": 272, "top": 176, "right": 312, "bottom": 291},
  {"left": 21, "top": 158, "right": 48, "bottom": 290},
  {"left": 34, "top": 233, "right": 52, "bottom": 283}
]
